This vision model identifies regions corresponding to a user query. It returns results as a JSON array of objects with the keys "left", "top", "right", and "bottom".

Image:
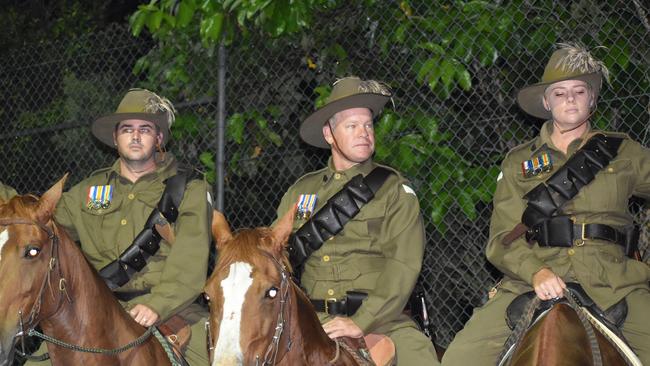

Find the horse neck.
[
  {"left": 38, "top": 226, "right": 140, "bottom": 345},
  {"left": 285, "top": 283, "right": 343, "bottom": 364}
]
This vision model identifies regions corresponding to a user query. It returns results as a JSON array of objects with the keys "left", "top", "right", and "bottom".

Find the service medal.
[
  {"left": 296, "top": 194, "right": 317, "bottom": 220},
  {"left": 521, "top": 152, "right": 552, "bottom": 178},
  {"left": 86, "top": 185, "right": 113, "bottom": 210}
]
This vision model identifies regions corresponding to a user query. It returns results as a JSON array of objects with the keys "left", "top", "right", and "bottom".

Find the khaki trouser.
[
  {"left": 386, "top": 325, "right": 440, "bottom": 365},
  {"left": 24, "top": 314, "right": 209, "bottom": 366},
  {"left": 442, "top": 288, "right": 650, "bottom": 366}
]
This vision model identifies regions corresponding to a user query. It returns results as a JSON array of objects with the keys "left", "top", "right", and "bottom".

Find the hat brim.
[
  {"left": 92, "top": 112, "right": 170, "bottom": 147},
  {"left": 517, "top": 72, "right": 601, "bottom": 120},
  {"left": 300, "top": 93, "right": 391, "bottom": 148}
]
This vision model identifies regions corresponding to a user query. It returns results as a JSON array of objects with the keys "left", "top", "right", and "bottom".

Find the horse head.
[
  {"left": 0, "top": 176, "right": 66, "bottom": 365},
  {"left": 205, "top": 207, "right": 297, "bottom": 366}
]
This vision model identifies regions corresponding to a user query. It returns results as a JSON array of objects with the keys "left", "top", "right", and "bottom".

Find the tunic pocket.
[{"left": 581, "top": 159, "right": 632, "bottom": 212}]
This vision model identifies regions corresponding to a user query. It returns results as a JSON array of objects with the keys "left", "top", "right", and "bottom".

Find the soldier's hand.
[
  {"left": 323, "top": 317, "right": 363, "bottom": 339},
  {"left": 532, "top": 268, "right": 566, "bottom": 300},
  {"left": 129, "top": 304, "right": 160, "bottom": 327}
]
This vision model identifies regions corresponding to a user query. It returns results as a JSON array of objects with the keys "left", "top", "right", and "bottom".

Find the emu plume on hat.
[
  {"left": 300, "top": 76, "right": 392, "bottom": 148},
  {"left": 92, "top": 88, "right": 176, "bottom": 147},
  {"left": 517, "top": 43, "right": 609, "bottom": 119}
]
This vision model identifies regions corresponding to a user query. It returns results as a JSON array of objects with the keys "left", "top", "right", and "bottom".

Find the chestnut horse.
[
  {"left": 204, "top": 210, "right": 374, "bottom": 365},
  {"left": 497, "top": 290, "right": 642, "bottom": 366},
  {"left": 0, "top": 177, "right": 172, "bottom": 366}
]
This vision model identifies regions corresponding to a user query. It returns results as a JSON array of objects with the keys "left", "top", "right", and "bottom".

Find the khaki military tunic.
[
  {"left": 30, "top": 155, "right": 212, "bottom": 365},
  {"left": 443, "top": 121, "right": 650, "bottom": 365},
  {"left": 276, "top": 158, "right": 439, "bottom": 365},
  {"left": 0, "top": 182, "right": 17, "bottom": 201}
]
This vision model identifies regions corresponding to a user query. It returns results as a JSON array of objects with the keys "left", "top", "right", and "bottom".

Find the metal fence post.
[{"left": 216, "top": 40, "right": 227, "bottom": 212}]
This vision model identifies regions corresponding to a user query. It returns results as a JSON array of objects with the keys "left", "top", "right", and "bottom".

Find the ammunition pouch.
[{"left": 99, "top": 174, "right": 187, "bottom": 289}]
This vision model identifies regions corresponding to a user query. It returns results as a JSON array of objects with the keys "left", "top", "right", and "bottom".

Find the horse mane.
[{"left": 216, "top": 227, "right": 293, "bottom": 274}]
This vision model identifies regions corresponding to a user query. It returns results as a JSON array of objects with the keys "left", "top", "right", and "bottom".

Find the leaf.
[
  {"left": 456, "top": 65, "right": 472, "bottom": 91},
  {"left": 457, "top": 188, "right": 477, "bottom": 220},
  {"left": 199, "top": 151, "right": 215, "bottom": 167},
  {"left": 202, "top": 12, "right": 224, "bottom": 42},
  {"left": 227, "top": 114, "right": 246, "bottom": 144},
  {"left": 129, "top": 10, "right": 148, "bottom": 36},
  {"left": 176, "top": 2, "right": 196, "bottom": 28},
  {"left": 416, "top": 57, "right": 437, "bottom": 84},
  {"left": 146, "top": 10, "right": 164, "bottom": 32}
]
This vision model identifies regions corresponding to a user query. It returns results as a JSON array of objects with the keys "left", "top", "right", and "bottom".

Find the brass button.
[
  {"left": 607, "top": 167, "right": 614, "bottom": 173},
  {"left": 328, "top": 237, "right": 334, "bottom": 241},
  {"left": 568, "top": 248, "right": 575, "bottom": 256},
  {"left": 327, "top": 289, "right": 335, "bottom": 296},
  {"left": 128, "top": 193, "right": 135, "bottom": 200},
  {"left": 323, "top": 255, "right": 330, "bottom": 262},
  {"left": 120, "top": 219, "right": 127, "bottom": 226},
  {"left": 334, "top": 173, "right": 342, "bottom": 180}
]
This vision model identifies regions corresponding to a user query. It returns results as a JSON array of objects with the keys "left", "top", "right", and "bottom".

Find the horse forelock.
[
  {"left": 0, "top": 194, "right": 41, "bottom": 220},
  {"left": 215, "top": 228, "right": 283, "bottom": 273}
]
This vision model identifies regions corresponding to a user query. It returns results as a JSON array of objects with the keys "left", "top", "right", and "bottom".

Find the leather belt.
[
  {"left": 528, "top": 216, "right": 638, "bottom": 256},
  {"left": 310, "top": 291, "right": 367, "bottom": 316}
]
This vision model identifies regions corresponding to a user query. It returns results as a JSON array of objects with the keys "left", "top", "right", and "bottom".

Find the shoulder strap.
[
  {"left": 99, "top": 174, "right": 188, "bottom": 290},
  {"left": 287, "top": 167, "right": 394, "bottom": 272}
]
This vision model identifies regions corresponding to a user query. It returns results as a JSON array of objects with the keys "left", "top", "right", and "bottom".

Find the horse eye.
[
  {"left": 24, "top": 246, "right": 41, "bottom": 258},
  {"left": 265, "top": 287, "right": 279, "bottom": 299}
]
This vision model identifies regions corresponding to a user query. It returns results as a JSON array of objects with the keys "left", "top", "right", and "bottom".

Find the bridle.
[
  {"left": 0, "top": 217, "right": 71, "bottom": 357},
  {"left": 206, "top": 249, "right": 293, "bottom": 366},
  {"left": 256, "top": 251, "right": 292, "bottom": 366}
]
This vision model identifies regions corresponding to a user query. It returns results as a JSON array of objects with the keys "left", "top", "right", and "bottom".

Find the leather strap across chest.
[
  {"left": 99, "top": 174, "right": 187, "bottom": 290},
  {"left": 287, "top": 167, "right": 394, "bottom": 272}
]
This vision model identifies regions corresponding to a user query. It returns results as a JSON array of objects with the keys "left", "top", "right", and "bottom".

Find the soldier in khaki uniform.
[
  {"left": 443, "top": 44, "right": 650, "bottom": 365},
  {"left": 27, "top": 89, "right": 211, "bottom": 365},
  {"left": 0, "top": 182, "right": 17, "bottom": 201},
  {"left": 275, "top": 77, "right": 439, "bottom": 365}
]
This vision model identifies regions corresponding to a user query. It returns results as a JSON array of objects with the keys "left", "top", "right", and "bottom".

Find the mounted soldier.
[{"left": 443, "top": 43, "right": 650, "bottom": 365}]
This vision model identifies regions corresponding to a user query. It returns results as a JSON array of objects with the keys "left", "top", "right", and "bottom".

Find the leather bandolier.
[
  {"left": 287, "top": 167, "right": 393, "bottom": 316},
  {"left": 99, "top": 174, "right": 187, "bottom": 290},
  {"left": 504, "top": 133, "right": 639, "bottom": 257}
]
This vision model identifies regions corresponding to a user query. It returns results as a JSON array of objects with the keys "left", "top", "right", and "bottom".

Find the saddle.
[
  {"left": 505, "top": 283, "right": 627, "bottom": 338},
  {"left": 339, "top": 334, "right": 396, "bottom": 366}
]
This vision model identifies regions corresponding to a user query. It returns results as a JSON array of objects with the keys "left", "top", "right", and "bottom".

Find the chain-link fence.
[{"left": 1, "top": 1, "right": 649, "bottom": 347}]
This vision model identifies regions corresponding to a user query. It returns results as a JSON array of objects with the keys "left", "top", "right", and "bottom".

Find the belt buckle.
[
  {"left": 325, "top": 298, "right": 337, "bottom": 314},
  {"left": 575, "top": 223, "right": 586, "bottom": 246}
]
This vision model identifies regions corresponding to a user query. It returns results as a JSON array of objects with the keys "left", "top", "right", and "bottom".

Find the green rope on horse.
[
  {"left": 152, "top": 327, "right": 183, "bottom": 366},
  {"left": 27, "top": 326, "right": 154, "bottom": 355}
]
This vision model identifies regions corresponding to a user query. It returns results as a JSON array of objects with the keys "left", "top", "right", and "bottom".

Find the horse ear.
[
  {"left": 211, "top": 209, "right": 232, "bottom": 248},
  {"left": 36, "top": 173, "right": 68, "bottom": 223},
  {"left": 271, "top": 204, "right": 296, "bottom": 253}
]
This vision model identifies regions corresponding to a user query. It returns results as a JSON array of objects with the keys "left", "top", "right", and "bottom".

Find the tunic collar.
[
  {"left": 322, "top": 158, "right": 374, "bottom": 185},
  {"left": 531, "top": 120, "right": 592, "bottom": 157}
]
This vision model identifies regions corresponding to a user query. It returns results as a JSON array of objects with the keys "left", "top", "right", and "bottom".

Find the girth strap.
[
  {"left": 99, "top": 174, "right": 187, "bottom": 290},
  {"left": 287, "top": 167, "right": 394, "bottom": 271}
]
